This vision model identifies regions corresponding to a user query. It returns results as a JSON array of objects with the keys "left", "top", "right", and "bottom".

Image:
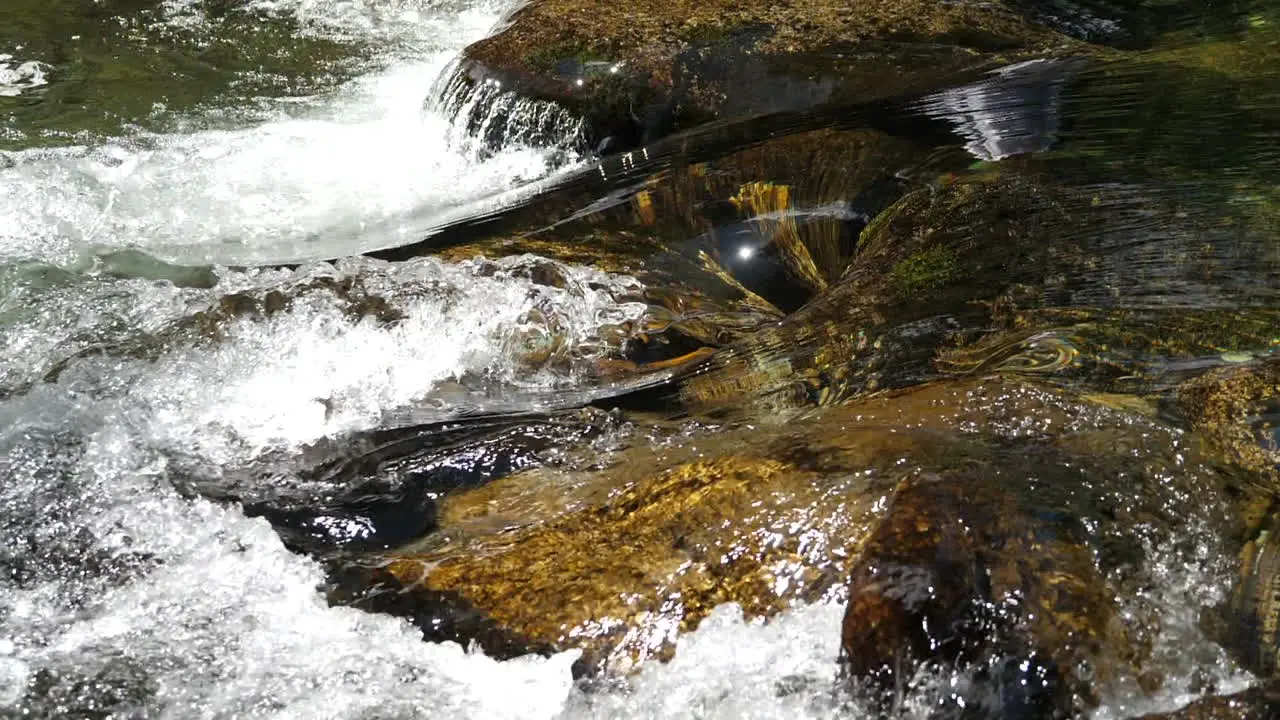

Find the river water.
[
  {"left": 0, "top": 0, "right": 1269, "bottom": 718},
  {"left": 0, "top": 1, "right": 867, "bottom": 718}
]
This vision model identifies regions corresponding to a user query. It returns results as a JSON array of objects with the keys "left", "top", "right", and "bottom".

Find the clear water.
[
  {"left": 0, "top": 1, "right": 864, "bottom": 717},
  {"left": 0, "top": 0, "right": 1261, "bottom": 718}
]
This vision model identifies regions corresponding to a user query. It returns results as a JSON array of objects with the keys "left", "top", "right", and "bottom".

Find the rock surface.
[
  {"left": 445, "top": 0, "right": 1095, "bottom": 148},
  {"left": 661, "top": 166, "right": 1280, "bottom": 416},
  {"left": 341, "top": 375, "right": 1239, "bottom": 694},
  {"left": 286, "top": 7, "right": 1280, "bottom": 710}
]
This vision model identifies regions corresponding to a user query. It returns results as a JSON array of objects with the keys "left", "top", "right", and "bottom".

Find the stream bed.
[{"left": 2, "top": 1, "right": 1279, "bottom": 718}]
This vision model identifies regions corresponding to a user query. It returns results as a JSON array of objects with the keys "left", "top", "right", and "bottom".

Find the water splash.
[
  {"left": 0, "top": 250, "right": 649, "bottom": 717},
  {"left": 563, "top": 603, "right": 854, "bottom": 720},
  {"left": 0, "top": 54, "right": 47, "bottom": 98},
  {"left": 432, "top": 64, "right": 587, "bottom": 158},
  {"left": 0, "top": 57, "right": 577, "bottom": 266}
]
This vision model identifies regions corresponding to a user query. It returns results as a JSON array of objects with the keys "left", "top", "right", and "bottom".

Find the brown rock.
[
  {"left": 446, "top": 0, "right": 1093, "bottom": 148},
  {"left": 346, "top": 376, "right": 1237, "bottom": 684},
  {"left": 840, "top": 473, "right": 1134, "bottom": 717}
]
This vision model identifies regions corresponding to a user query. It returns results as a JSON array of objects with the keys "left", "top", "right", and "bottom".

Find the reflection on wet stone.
[
  {"left": 285, "top": 17, "right": 1280, "bottom": 709},
  {"left": 918, "top": 57, "right": 1082, "bottom": 161},
  {"left": 2, "top": 0, "right": 1280, "bottom": 716}
]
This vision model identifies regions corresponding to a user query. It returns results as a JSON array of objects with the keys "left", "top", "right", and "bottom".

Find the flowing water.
[
  {"left": 1, "top": 0, "right": 1277, "bottom": 718},
  {"left": 0, "top": 1, "right": 863, "bottom": 717}
]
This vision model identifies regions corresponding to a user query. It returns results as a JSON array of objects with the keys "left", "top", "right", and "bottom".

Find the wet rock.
[
  {"left": 178, "top": 274, "right": 408, "bottom": 341},
  {"left": 348, "top": 376, "right": 1235, "bottom": 684},
  {"left": 1173, "top": 360, "right": 1280, "bottom": 684},
  {"left": 326, "top": 566, "right": 559, "bottom": 662},
  {"left": 840, "top": 475, "right": 1132, "bottom": 717},
  {"left": 660, "top": 167, "right": 1280, "bottom": 416},
  {"left": 1177, "top": 359, "right": 1280, "bottom": 484},
  {"left": 1220, "top": 508, "right": 1280, "bottom": 681},
  {"left": 176, "top": 410, "right": 621, "bottom": 557},
  {"left": 445, "top": 0, "right": 1096, "bottom": 149},
  {"left": 833, "top": 378, "right": 1272, "bottom": 717},
  {"left": 389, "top": 126, "right": 932, "bottom": 369},
  {"left": 240, "top": 484, "right": 439, "bottom": 556},
  {"left": 379, "top": 49, "right": 1280, "bottom": 419},
  {"left": 380, "top": 446, "right": 895, "bottom": 673}
]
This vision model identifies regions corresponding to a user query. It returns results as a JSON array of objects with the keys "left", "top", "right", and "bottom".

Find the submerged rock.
[
  {"left": 1187, "top": 359, "right": 1280, "bottom": 683},
  {"left": 1177, "top": 359, "right": 1280, "bottom": 485},
  {"left": 841, "top": 475, "right": 1122, "bottom": 717},
  {"left": 260, "top": 21, "right": 1280, "bottom": 710},
  {"left": 394, "top": 64, "right": 1280, "bottom": 418},
  {"left": 376, "top": 427, "right": 896, "bottom": 672},
  {"left": 320, "top": 94, "right": 1277, "bottom": 698},
  {"left": 337, "top": 376, "right": 1240, "bottom": 695},
  {"left": 657, "top": 166, "right": 1280, "bottom": 416},
  {"left": 387, "top": 126, "right": 935, "bottom": 371}
]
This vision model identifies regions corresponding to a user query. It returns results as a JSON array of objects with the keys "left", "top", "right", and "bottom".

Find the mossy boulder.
[{"left": 446, "top": 0, "right": 1097, "bottom": 149}]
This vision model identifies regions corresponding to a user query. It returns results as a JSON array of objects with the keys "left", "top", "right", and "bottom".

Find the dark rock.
[
  {"left": 178, "top": 412, "right": 618, "bottom": 556},
  {"left": 443, "top": 0, "right": 1097, "bottom": 151},
  {"left": 840, "top": 473, "right": 1134, "bottom": 718},
  {"left": 325, "top": 564, "right": 559, "bottom": 662}
]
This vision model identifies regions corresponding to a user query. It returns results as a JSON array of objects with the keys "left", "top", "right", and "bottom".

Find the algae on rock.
[
  {"left": 446, "top": 0, "right": 1094, "bottom": 148},
  {"left": 341, "top": 375, "right": 1243, "bottom": 714}
]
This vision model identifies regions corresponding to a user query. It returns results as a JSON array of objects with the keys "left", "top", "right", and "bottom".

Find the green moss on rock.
[
  {"left": 890, "top": 244, "right": 961, "bottom": 297},
  {"left": 452, "top": 0, "right": 1095, "bottom": 146}
]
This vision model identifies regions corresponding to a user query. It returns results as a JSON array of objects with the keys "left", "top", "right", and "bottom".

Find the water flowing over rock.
[
  {"left": 431, "top": 61, "right": 588, "bottom": 158},
  {"left": 2, "top": 0, "right": 1280, "bottom": 717},
  {"left": 433, "top": 0, "right": 1257, "bottom": 152}
]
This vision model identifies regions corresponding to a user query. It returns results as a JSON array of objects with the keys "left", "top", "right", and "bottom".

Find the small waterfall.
[{"left": 429, "top": 60, "right": 588, "bottom": 161}]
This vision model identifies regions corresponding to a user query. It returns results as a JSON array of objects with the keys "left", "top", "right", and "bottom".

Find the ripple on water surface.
[
  {"left": 1, "top": 0, "right": 1275, "bottom": 718},
  {"left": 0, "top": 252, "right": 651, "bottom": 717}
]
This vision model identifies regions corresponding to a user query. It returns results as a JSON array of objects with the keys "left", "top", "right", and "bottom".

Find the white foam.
[
  {"left": 241, "top": 0, "right": 510, "bottom": 48},
  {"left": 0, "top": 404, "right": 579, "bottom": 720},
  {"left": 1091, "top": 533, "right": 1256, "bottom": 719},
  {"left": 136, "top": 258, "right": 646, "bottom": 459},
  {"left": 0, "top": 249, "right": 648, "bottom": 717},
  {"left": 0, "top": 1, "right": 604, "bottom": 707},
  {"left": 564, "top": 603, "right": 856, "bottom": 720},
  {"left": 0, "top": 0, "right": 584, "bottom": 267},
  {"left": 0, "top": 55, "right": 48, "bottom": 98},
  {"left": 0, "top": 56, "right": 575, "bottom": 266}
]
